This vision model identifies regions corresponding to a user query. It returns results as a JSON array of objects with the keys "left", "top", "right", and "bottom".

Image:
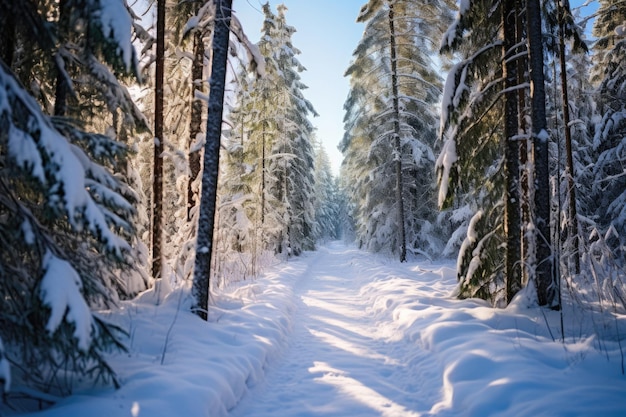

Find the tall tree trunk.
[
  {"left": 557, "top": 0, "right": 580, "bottom": 274},
  {"left": 193, "top": 0, "right": 232, "bottom": 320},
  {"left": 503, "top": 0, "right": 522, "bottom": 303},
  {"left": 516, "top": 0, "right": 530, "bottom": 287},
  {"left": 527, "top": 0, "right": 558, "bottom": 308},
  {"left": 261, "top": 122, "right": 266, "bottom": 225},
  {"left": 53, "top": 0, "right": 70, "bottom": 117},
  {"left": 388, "top": 2, "right": 407, "bottom": 263},
  {"left": 152, "top": 0, "right": 166, "bottom": 279},
  {"left": 187, "top": 29, "right": 205, "bottom": 222},
  {"left": 0, "top": 2, "right": 15, "bottom": 66}
]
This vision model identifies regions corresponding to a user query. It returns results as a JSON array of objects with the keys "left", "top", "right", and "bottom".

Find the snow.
[
  {"left": 98, "top": 0, "right": 136, "bottom": 71},
  {"left": 0, "top": 338, "right": 9, "bottom": 393},
  {"left": 19, "top": 242, "right": 626, "bottom": 417},
  {"left": 1, "top": 64, "right": 131, "bottom": 255},
  {"left": 39, "top": 252, "right": 94, "bottom": 352},
  {"left": 435, "top": 136, "right": 457, "bottom": 208}
]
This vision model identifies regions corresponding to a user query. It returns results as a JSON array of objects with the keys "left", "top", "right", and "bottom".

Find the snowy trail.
[
  {"left": 18, "top": 242, "right": 626, "bottom": 417},
  {"left": 229, "top": 242, "right": 438, "bottom": 417}
]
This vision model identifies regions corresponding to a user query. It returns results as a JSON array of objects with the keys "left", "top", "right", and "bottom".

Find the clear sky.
[{"left": 234, "top": 0, "right": 365, "bottom": 175}]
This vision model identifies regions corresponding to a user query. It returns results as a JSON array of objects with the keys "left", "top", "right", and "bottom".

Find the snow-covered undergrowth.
[{"left": 17, "top": 242, "right": 626, "bottom": 417}]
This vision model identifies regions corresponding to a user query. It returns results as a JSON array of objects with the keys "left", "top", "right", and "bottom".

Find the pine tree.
[
  {"left": 590, "top": 0, "right": 626, "bottom": 263},
  {"left": 437, "top": 0, "right": 508, "bottom": 303},
  {"left": 342, "top": 0, "right": 448, "bottom": 260},
  {"left": 223, "top": 3, "right": 317, "bottom": 258},
  {"left": 313, "top": 142, "right": 341, "bottom": 242},
  {"left": 0, "top": 0, "right": 144, "bottom": 395}
]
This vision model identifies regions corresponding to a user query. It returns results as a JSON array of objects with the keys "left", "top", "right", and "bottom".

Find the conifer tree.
[
  {"left": 222, "top": 3, "right": 317, "bottom": 258},
  {"left": 0, "top": 0, "right": 145, "bottom": 395},
  {"left": 342, "top": 0, "right": 448, "bottom": 260},
  {"left": 590, "top": 0, "right": 626, "bottom": 263},
  {"left": 438, "top": 0, "right": 523, "bottom": 303}
]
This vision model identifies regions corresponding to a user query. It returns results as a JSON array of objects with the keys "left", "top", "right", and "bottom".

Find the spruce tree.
[
  {"left": 342, "top": 0, "right": 448, "bottom": 260},
  {"left": 0, "top": 0, "right": 145, "bottom": 395},
  {"left": 590, "top": 0, "right": 626, "bottom": 264}
]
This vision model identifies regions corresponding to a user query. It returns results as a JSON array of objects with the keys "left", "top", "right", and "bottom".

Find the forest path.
[{"left": 228, "top": 241, "right": 443, "bottom": 417}]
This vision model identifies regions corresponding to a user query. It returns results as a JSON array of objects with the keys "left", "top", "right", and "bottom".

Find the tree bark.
[
  {"left": 187, "top": 29, "right": 205, "bottom": 222},
  {"left": 516, "top": 0, "right": 530, "bottom": 287},
  {"left": 152, "top": 0, "right": 165, "bottom": 279},
  {"left": 527, "top": 0, "right": 558, "bottom": 308},
  {"left": 557, "top": 0, "right": 580, "bottom": 274},
  {"left": 0, "top": 1, "right": 15, "bottom": 66},
  {"left": 53, "top": 0, "right": 70, "bottom": 117},
  {"left": 193, "top": 0, "right": 232, "bottom": 320},
  {"left": 388, "top": 2, "right": 407, "bottom": 263},
  {"left": 503, "top": 0, "right": 522, "bottom": 303}
]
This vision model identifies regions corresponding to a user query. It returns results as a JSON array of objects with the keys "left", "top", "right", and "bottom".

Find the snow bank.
[
  {"left": 18, "top": 244, "right": 626, "bottom": 417},
  {"left": 20, "top": 256, "right": 306, "bottom": 417}
]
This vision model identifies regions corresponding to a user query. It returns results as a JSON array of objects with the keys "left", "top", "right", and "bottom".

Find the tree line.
[
  {"left": 342, "top": 0, "right": 626, "bottom": 311},
  {"left": 0, "top": 0, "right": 342, "bottom": 405}
]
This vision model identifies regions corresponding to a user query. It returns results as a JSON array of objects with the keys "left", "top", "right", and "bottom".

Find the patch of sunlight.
[
  {"left": 489, "top": 378, "right": 512, "bottom": 387},
  {"left": 301, "top": 295, "right": 364, "bottom": 319},
  {"left": 254, "top": 335, "right": 272, "bottom": 345},
  {"left": 308, "top": 329, "right": 400, "bottom": 365},
  {"left": 309, "top": 361, "right": 422, "bottom": 417},
  {"left": 309, "top": 315, "right": 375, "bottom": 339}
]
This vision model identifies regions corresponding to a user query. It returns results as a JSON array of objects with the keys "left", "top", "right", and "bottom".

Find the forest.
[{"left": 0, "top": 0, "right": 625, "bottom": 413}]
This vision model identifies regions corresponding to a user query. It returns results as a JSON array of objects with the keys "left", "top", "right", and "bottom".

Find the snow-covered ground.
[{"left": 19, "top": 242, "right": 626, "bottom": 416}]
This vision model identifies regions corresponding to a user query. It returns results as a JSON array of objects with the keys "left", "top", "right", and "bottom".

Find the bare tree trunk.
[
  {"left": 0, "top": 2, "right": 15, "bottom": 66},
  {"left": 53, "top": 0, "right": 69, "bottom": 117},
  {"left": 152, "top": 0, "right": 166, "bottom": 279},
  {"left": 187, "top": 29, "right": 205, "bottom": 222},
  {"left": 388, "top": 2, "right": 407, "bottom": 263},
  {"left": 557, "top": 0, "right": 580, "bottom": 274},
  {"left": 503, "top": 0, "right": 522, "bottom": 303},
  {"left": 193, "top": 0, "right": 232, "bottom": 320},
  {"left": 516, "top": 0, "right": 531, "bottom": 287},
  {"left": 527, "top": 0, "right": 558, "bottom": 308}
]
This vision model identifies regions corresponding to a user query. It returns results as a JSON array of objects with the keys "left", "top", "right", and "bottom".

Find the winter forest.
[{"left": 0, "top": 0, "right": 625, "bottom": 415}]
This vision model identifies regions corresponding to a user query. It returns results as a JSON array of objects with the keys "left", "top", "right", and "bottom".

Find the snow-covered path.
[
  {"left": 17, "top": 242, "right": 626, "bottom": 417},
  {"left": 230, "top": 242, "right": 442, "bottom": 416}
]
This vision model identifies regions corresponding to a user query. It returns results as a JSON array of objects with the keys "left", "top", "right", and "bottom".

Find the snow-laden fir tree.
[
  {"left": 341, "top": 0, "right": 451, "bottom": 261},
  {"left": 0, "top": 0, "right": 146, "bottom": 398},
  {"left": 590, "top": 0, "right": 626, "bottom": 264},
  {"left": 438, "top": 0, "right": 523, "bottom": 304},
  {"left": 221, "top": 3, "right": 317, "bottom": 259},
  {"left": 313, "top": 142, "right": 341, "bottom": 242}
]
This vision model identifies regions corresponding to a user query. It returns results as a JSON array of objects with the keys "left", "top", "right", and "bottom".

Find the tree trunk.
[
  {"left": 527, "top": 0, "right": 558, "bottom": 308},
  {"left": 557, "top": 0, "right": 580, "bottom": 274},
  {"left": 388, "top": 2, "right": 407, "bottom": 263},
  {"left": 187, "top": 29, "right": 205, "bottom": 222},
  {"left": 503, "top": 0, "right": 522, "bottom": 303},
  {"left": 0, "top": 1, "right": 15, "bottom": 66},
  {"left": 152, "top": 0, "right": 165, "bottom": 279},
  {"left": 53, "top": 0, "right": 70, "bottom": 117},
  {"left": 193, "top": 0, "right": 232, "bottom": 320},
  {"left": 516, "top": 0, "right": 530, "bottom": 287},
  {"left": 261, "top": 120, "right": 266, "bottom": 225}
]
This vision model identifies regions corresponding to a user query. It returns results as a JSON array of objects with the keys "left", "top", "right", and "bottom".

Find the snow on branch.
[
  {"left": 97, "top": 0, "right": 139, "bottom": 73},
  {"left": 39, "top": 251, "right": 95, "bottom": 352},
  {"left": 0, "top": 337, "right": 9, "bottom": 393},
  {"left": 184, "top": 3, "right": 265, "bottom": 78},
  {"left": 1, "top": 63, "right": 131, "bottom": 256}
]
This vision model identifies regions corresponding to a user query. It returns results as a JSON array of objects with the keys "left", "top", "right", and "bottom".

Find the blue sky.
[{"left": 234, "top": 0, "right": 365, "bottom": 175}]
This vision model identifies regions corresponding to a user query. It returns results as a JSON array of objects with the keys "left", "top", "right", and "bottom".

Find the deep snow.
[{"left": 17, "top": 242, "right": 626, "bottom": 416}]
